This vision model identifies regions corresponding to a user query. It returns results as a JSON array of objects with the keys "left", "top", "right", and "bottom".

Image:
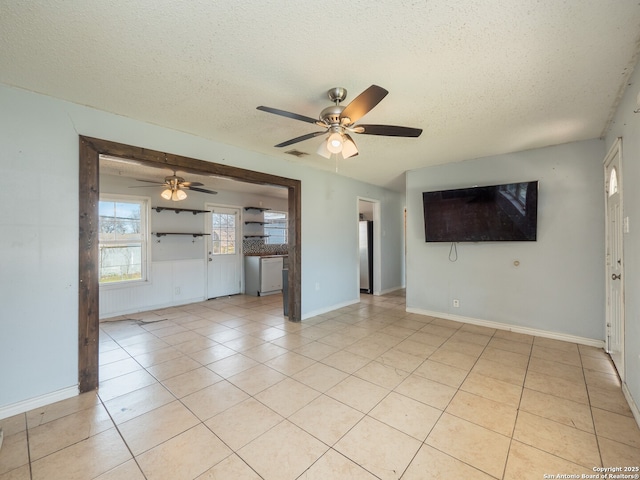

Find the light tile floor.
[{"left": 2, "top": 291, "right": 639, "bottom": 479}]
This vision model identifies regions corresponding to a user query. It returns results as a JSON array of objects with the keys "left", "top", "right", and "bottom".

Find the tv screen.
[{"left": 423, "top": 181, "right": 538, "bottom": 242}]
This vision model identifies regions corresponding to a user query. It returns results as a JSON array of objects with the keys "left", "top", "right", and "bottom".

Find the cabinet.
[{"left": 244, "top": 256, "right": 283, "bottom": 296}]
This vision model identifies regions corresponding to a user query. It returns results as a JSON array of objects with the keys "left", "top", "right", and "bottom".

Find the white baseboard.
[
  {"left": 0, "top": 386, "right": 78, "bottom": 420},
  {"left": 622, "top": 383, "right": 640, "bottom": 429},
  {"left": 302, "top": 298, "right": 360, "bottom": 320},
  {"left": 406, "top": 307, "right": 605, "bottom": 349},
  {"left": 100, "top": 296, "right": 207, "bottom": 320},
  {"left": 377, "top": 285, "right": 405, "bottom": 296}
]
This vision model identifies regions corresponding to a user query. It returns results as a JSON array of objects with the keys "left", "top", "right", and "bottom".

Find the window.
[
  {"left": 99, "top": 197, "right": 148, "bottom": 284},
  {"left": 608, "top": 168, "right": 618, "bottom": 197},
  {"left": 264, "top": 211, "right": 288, "bottom": 244},
  {"left": 211, "top": 211, "right": 237, "bottom": 254}
]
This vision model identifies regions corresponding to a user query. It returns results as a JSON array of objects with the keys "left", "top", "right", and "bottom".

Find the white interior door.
[
  {"left": 206, "top": 205, "right": 242, "bottom": 298},
  {"left": 604, "top": 138, "right": 624, "bottom": 377}
]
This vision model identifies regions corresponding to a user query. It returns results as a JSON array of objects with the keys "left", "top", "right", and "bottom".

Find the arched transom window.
[{"left": 608, "top": 167, "right": 618, "bottom": 197}]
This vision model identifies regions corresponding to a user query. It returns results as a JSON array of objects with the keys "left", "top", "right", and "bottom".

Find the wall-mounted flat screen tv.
[{"left": 423, "top": 181, "right": 538, "bottom": 242}]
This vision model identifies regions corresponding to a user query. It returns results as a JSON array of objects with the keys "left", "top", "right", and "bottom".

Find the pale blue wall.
[
  {"left": 0, "top": 84, "right": 404, "bottom": 410},
  {"left": 406, "top": 139, "right": 605, "bottom": 339}
]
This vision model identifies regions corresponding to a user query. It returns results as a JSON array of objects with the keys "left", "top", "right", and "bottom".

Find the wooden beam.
[
  {"left": 78, "top": 136, "right": 303, "bottom": 390},
  {"left": 288, "top": 183, "right": 302, "bottom": 321},
  {"left": 78, "top": 137, "right": 100, "bottom": 392}
]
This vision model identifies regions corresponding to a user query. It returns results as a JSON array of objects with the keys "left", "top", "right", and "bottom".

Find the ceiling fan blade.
[
  {"left": 340, "top": 85, "right": 388, "bottom": 124},
  {"left": 257, "top": 106, "right": 318, "bottom": 124},
  {"left": 134, "top": 179, "right": 166, "bottom": 184},
  {"left": 357, "top": 124, "right": 423, "bottom": 137},
  {"left": 129, "top": 184, "right": 167, "bottom": 188},
  {"left": 180, "top": 181, "right": 204, "bottom": 188},
  {"left": 186, "top": 186, "right": 218, "bottom": 195},
  {"left": 275, "top": 130, "right": 328, "bottom": 148}
]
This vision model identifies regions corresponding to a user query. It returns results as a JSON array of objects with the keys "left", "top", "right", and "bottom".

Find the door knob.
[{"left": 611, "top": 273, "right": 621, "bottom": 280}]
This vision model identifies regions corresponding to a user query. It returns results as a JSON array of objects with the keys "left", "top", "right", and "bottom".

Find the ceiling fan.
[
  {"left": 130, "top": 172, "right": 218, "bottom": 201},
  {"left": 257, "top": 85, "right": 422, "bottom": 159}
]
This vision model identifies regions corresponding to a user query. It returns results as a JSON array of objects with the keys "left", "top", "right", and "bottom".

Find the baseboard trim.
[
  {"left": 406, "top": 307, "right": 605, "bottom": 349},
  {"left": 302, "top": 298, "right": 360, "bottom": 320},
  {"left": 0, "top": 386, "right": 79, "bottom": 420},
  {"left": 100, "top": 296, "right": 208, "bottom": 320},
  {"left": 622, "top": 383, "right": 640, "bottom": 429},
  {"left": 378, "top": 285, "right": 405, "bottom": 296}
]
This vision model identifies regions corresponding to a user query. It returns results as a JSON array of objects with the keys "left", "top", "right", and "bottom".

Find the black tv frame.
[{"left": 422, "top": 181, "right": 538, "bottom": 242}]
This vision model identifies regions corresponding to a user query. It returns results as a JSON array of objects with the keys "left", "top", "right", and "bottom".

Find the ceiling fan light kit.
[
  {"left": 341, "top": 135, "right": 358, "bottom": 158},
  {"left": 327, "top": 131, "right": 344, "bottom": 153},
  {"left": 161, "top": 188, "right": 187, "bottom": 201},
  {"left": 257, "top": 84, "right": 422, "bottom": 160},
  {"left": 161, "top": 188, "right": 173, "bottom": 200}
]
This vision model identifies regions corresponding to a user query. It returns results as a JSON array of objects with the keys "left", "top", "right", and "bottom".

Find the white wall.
[
  {"left": 0, "top": 83, "right": 404, "bottom": 413},
  {"left": 98, "top": 174, "right": 291, "bottom": 317},
  {"left": 406, "top": 139, "right": 606, "bottom": 341},
  {"left": 604, "top": 59, "right": 640, "bottom": 419}
]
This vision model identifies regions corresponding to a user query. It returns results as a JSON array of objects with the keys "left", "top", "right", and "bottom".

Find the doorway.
[
  {"left": 604, "top": 137, "right": 625, "bottom": 377},
  {"left": 357, "top": 198, "right": 381, "bottom": 295},
  {"left": 206, "top": 205, "right": 242, "bottom": 298},
  {"left": 78, "top": 136, "right": 301, "bottom": 393}
]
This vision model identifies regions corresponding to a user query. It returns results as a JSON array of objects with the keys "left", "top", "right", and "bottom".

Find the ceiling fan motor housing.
[{"left": 320, "top": 105, "right": 345, "bottom": 126}]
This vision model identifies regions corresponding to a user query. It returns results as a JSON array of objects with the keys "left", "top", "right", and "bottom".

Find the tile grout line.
[
  {"left": 582, "top": 347, "right": 605, "bottom": 470},
  {"left": 500, "top": 336, "right": 534, "bottom": 480},
  {"left": 95, "top": 392, "right": 150, "bottom": 480}
]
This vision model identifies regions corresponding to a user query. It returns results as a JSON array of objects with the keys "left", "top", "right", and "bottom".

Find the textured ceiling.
[{"left": 2, "top": 1, "right": 640, "bottom": 191}]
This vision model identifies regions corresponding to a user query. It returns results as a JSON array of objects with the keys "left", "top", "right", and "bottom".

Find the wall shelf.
[
  {"left": 244, "top": 206, "right": 270, "bottom": 212},
  {"left": 243, "top": 235, "right": 269, "bottom": 238},
  {"left": 153, "top": 232, "right": 210, "bottom": 238},
  {"left": 153, "top": 207, "right": 210, "bottom": 215},
  {"left": 245, "top": 221, "right": 268, "bottom": 225}
]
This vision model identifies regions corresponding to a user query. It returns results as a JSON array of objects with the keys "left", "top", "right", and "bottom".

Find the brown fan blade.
[
  {"left": 275, "top": 130, "right": 328, "bottom": 148},
  {"left": 186, "top": 186, "right": 218, "bottom": 195},
  {"left": 179, "top": 181, "right": 204, "bottom": 188},
  {"left": 134, "top": 179, "right": 166, "bottom": 184},
  {"left": 257, "top": 106, "right": 318, "bottom": 124},
  {"left": 340, "top": 85, "right": 388, "bottom": 124},
  {"left": 357, "top": 124, "right": 422, "bottom": 137}
]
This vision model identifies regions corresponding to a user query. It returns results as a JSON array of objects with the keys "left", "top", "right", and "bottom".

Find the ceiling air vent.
[{"left": 285, "top": 149, "right": 309, "bottom": 158}]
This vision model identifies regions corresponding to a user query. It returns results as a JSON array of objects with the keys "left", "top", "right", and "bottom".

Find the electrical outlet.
[
  {"left": 175, "top": 287, "right": 181, "bottom": 295},
  {"left": 453, "top": 299, "right": 460, "bottom": 308},
  {"left": 315, "top": 282, "right": 320, "bottom": 291}
]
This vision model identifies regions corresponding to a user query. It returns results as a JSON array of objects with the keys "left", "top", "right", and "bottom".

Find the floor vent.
[{"left": 285, "top": 149, "right": 309, "bottom": 158}]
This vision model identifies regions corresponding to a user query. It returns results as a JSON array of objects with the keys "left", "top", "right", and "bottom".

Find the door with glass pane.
[
  {"left": 604, "top": 139, "right": 624, "bottom": 377},
  {"left": 206, "top": 205, "right": 242, "bottom": 298}
]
